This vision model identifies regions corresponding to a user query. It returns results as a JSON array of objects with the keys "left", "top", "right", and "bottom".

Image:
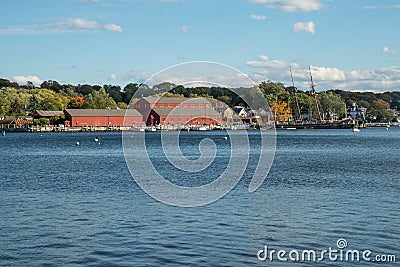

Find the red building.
[
  {"left": 64, "top": 109, "right": 143, "bottom": 127},
  {"left": 134, "top": 97, "right": 222, "bottom": 125}
]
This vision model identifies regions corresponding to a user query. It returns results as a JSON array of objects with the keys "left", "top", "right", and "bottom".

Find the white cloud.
[
  {"left": 12, "top": 75, "right": 43, "bottom": 85},
  {"left": 293, "top": 21, "right": 315, "bottom": 34},
  {"left": 181, "top": 25, "right": 191, "bottom": 33},
  {"left": 246, "top": 54, "right": 400, "bottom": 91},
  {"left": 250, "top": 0, "right": 323, "bottom": 12},
  {"left": 246, "top": 56, "right": 288, "bottom": 68},
  {"left": 362, "top": 5, "right": 400, "bottom": 9},
  {"left": 125, "top": 68, "right": 254, "bottom": 88},
  {"left": 250, "top": 14, "right": 268, "bottom": 20},
  {"left": 105, "top": 23, "right": 123, "bottom": 32},
  {"left": 310, "top": 66, "right": 346, "bottom": 81},
  {"left": 0, "top": 18, "right": 123, "bottom": 35},
  {"left": 384, "top": 5, "right": 400, "bottom": 9},
  {"left": 108, "top": 73, "right": 118, "bottom": 80},
  {"left": 383, "top": 46, "right": 398, "bottom": 54},
  {"left": 362, "top": 6, "right": 378, "bottom": 9},
  {"left": 64, "top": 18, "right": 99, "bottom": 30}
]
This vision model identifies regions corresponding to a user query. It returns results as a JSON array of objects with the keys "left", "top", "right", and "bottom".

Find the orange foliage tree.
[
  {"left": 270, "top": 101, "right": 292, "bottom": 122},
  {"left": 67, "top": 96, "right": 85, "bottom": 108}
]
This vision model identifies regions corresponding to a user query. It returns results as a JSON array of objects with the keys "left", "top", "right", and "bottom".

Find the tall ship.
[{"left": 276, "top": 66, "right": 355, "bottom": 129}]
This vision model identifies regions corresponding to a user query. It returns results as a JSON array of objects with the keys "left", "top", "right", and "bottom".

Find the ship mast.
[
  {"left": 309, "top": 66, "right": 323, "bottom": 122},
  {"left": 289, "top": 65, "right": 302, "bottom": 121}
]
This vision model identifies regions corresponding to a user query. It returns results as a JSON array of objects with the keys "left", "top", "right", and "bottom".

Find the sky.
[{"left": 0, "top": 0, "right": 399, "bottom": 92}]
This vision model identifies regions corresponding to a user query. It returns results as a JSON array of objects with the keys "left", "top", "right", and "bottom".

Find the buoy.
[
  {"left": 76, "top": 141, "right": 80, "bottom": 146},
  {"left": 223, "top": 136, "right": 228, "bottom": 140}
]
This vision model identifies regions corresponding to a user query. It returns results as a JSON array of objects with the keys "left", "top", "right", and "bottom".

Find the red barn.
[
  {"left": 135, "top": 97, "right": 222, "bottom": 125},
  {"left": 64, "top": 109, "right": 143, "bottom": 127}
]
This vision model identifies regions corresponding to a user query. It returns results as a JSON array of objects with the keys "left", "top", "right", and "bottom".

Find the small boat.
[
  {"left": 94, "top": 137, "right": 100, "bottom": 142},
  {"left": 352, "top": 128, "right": 360, "bottom": 133},
  {"left": 198, "top": 126, "right": 207, "bottom": 131}
]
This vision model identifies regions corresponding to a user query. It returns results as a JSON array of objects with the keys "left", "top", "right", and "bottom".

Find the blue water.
[{"left": 0, "top": 128, "right": 399, "bottom": 266}]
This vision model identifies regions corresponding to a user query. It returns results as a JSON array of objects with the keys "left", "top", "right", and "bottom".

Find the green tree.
[
  {"left": 296, "top": 92, "right": 314, "bottom": 116},
  {"left": 34, "top": 118, "right": 50, "bottom": 126},
  {"left": 259, "top": 81, "right": 290, "bottom": 104},
  {"left": 122, "top": 83, "right": 139, "bottom": 104},
  {"left": 84, "top": 88, "right": 117, "bottom": 109},
  {"left": 50, "top": 114, "right": 66, "bottom": 125},
  {"left": 75, "top": 84, "right": 94, "bottom": 96},
  {"left": 104, "top": 85, "right": 123, "bottom": 103},
  {"left": 0, "top": 91, "right": 11, "bottom": 117},
  {"left": 317, "top": 92, "right": 346, "bottom": 118},
  {"left": 41, "top": 80, "right": 62, "bottom": 92},
  {"left": 29, "top": 89, "right": 69, "bottom": 111}
]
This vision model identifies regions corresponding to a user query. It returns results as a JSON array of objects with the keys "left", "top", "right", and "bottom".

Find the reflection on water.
[{"left": 0, "top": 128, "right": 399, "bottom": 266}]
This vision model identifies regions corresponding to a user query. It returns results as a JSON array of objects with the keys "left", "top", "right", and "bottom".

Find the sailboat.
[{"left": 277, "top": 65, "right": 355, "bottom": 129}]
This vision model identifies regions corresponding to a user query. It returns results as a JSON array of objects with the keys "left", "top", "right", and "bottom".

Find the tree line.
[{"left": 0, "top": 78, "right": 399, "bottom": 122}]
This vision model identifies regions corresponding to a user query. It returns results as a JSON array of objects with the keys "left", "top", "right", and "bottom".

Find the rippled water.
[{"left": 0, "top": 128, "right": 399, "bottom": 266}]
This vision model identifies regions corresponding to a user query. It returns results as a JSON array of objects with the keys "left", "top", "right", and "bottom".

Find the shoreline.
[{"left": 1, "top": 123, "right": 398, "bottom": 133}]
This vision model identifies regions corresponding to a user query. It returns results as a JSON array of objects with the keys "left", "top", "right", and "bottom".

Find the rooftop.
[
  {"left": 64, "top": 109, "right": 142, "bottom": 117},
  {"left": 143, "top": 96, "right": 212, "bottom": 105},
  {"left": 152, "top": 106, "right": 221, "bottom": 117}
]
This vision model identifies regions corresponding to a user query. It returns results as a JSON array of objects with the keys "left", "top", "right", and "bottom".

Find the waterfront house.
[
  {"left": 135, "top": 97, "right": 222, "bottom": 126},
  {"left": 0, "top": 116, "right": 34, "bottom": 126},
  {"left": 348, "top": 103, "right": 366, "bottom": 121},
  {"left": 64, "top": 109, "right": 143, "bottom": 127}
]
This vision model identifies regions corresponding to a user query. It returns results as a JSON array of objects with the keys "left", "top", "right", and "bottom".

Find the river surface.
[{"left": 0, "top": 128, "right": 399, "bottom": 266}]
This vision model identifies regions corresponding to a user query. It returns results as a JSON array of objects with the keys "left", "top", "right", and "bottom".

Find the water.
[{"left": 0, "top": 128, "right": 399, "bottom": 266}]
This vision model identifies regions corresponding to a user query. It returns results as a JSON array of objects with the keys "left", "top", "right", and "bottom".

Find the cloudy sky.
[{"left": 0, "top": 0, "right": 399, "bottom": 92}]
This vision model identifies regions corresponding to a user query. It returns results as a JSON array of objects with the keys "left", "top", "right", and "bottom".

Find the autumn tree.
[
  {"left": 369, "top": 99, "right": 392, "bottom": 122},
  {"left": 117, "top": 102, "right": 128, "bottom": 109},
  {"left": 67, "top": 96, "right": 85, "bottom": 108},
  {"left": 270, "top": 101, "right": 292, "bottom": 122}
]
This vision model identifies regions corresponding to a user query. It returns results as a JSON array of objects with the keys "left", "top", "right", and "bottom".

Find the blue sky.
[{"left": 0, "top": 0, "right": 399, "bottom": 92}]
